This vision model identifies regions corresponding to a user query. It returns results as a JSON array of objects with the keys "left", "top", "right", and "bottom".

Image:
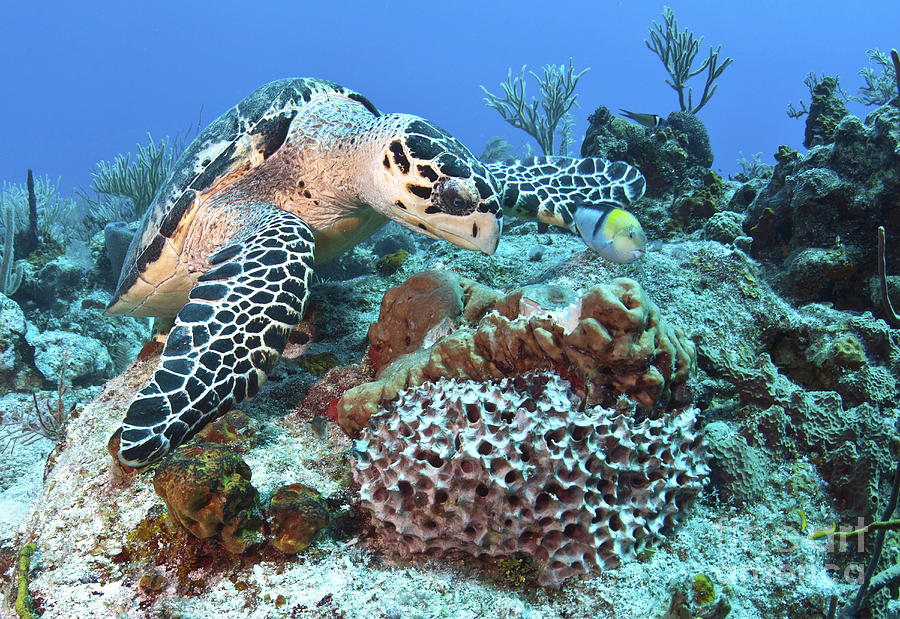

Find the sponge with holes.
[{"left": 350, "top": 372, "right": 708, "bottom": 587}]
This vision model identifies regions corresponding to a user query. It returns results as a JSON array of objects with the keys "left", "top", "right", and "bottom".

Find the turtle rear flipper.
[
  {"left": 486, "top": 156, "right": 645, "bottom": 230},
  {"left": 117, "top": 206, "right": 315, "bottom": 467}
]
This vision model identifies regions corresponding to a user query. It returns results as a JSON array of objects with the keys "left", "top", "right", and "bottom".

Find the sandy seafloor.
[{"left": 1, "top": 220, "right": 896, "bottom": 618}]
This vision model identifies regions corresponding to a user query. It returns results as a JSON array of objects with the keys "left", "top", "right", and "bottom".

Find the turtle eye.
[{"left": 439, "top": 180, "right": 475, "bottom": 215}]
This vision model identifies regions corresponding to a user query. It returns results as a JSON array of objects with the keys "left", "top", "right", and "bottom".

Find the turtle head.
[{"left": 363, "top": 115, "right": 502, "bottom": 254}]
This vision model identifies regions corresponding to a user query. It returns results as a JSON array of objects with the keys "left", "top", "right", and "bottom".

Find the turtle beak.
[
  {"left": 434, "top": 210, "right": 500, "bottom": 254},
  {"left": 392, "top": 209, "right": 501, "bottom": 255}
]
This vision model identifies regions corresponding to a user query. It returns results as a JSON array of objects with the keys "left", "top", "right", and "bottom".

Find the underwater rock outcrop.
[
  {"left": 351, "top": 372, "right": 708, "bottom": 587},
  {"left": 337, "top": 273, "right": 696, "bottom": 437},
  {"left": 581, "top": 106, "right": 713, "bottom": 197},
  {"left": 26, "top": 329, "right": 114, "bottom": 384},
  {"left": 703, "top": 421, "right": 775, "bottom": 505},
  {"left": 743, "top": 103, "right": 900, "bottom": 310},
  {"left": 703, "top": 348, "right": 898, "bottom": 516},
  {"left": 803, "top": 76, "right": 849, "bottom": 149},
  {"left": 0, "top": 292, "right": 29, "bottom": 388}
]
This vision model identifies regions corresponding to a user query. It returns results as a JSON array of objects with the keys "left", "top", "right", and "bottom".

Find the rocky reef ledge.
[{"left": 4, "top": 230, "right": 864, "bottom": 617}]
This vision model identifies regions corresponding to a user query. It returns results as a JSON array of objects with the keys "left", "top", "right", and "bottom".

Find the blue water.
[{"left": 0, "top": 0, "right": 897, "bottom": 193}]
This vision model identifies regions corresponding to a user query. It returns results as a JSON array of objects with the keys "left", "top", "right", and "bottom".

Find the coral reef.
[
  {"left": 7, "top": 48, "right": 900, "bottom": 613},
  {"left": 581, "top": 105, "right": 714, "bottom": 197},
  {"left": 338, "top": 273, "right": 695, "bottom": 437},
  {"left": 4, "top": 233, "right": 861, "bottom": 617},
  {"left": 744, "top": 102, "right": 900, "bottom": 310},
  {"left": 351, "top": 372, "right": 708, "bottom": 587}
]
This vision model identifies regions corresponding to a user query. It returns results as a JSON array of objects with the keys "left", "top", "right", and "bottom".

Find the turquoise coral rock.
[
  {"left": 25, "top": 328, "right": 113, "bottom": 384},
  {"left": 745, "top": 103, "right": 900, "bottom": 310}
]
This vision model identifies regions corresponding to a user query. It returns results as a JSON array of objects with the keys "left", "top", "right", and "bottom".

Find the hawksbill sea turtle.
[{"left": 107, "top": 77, "right": 646, "bottom": 467}]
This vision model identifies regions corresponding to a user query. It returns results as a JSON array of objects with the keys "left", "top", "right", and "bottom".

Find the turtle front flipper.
[
  {"left": 485, "top": 156, "right": 648, "bottom": 263},
  {"left": 117, "top": 206, "right": 315, "bottom": 467}
]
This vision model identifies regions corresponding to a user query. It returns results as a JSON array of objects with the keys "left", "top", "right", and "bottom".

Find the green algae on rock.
[
  {"left": 374, "top": 249, "right": 409, "bottom": 274},
  {"left": 267, "top": 483, "right": 330, "bottom": 554},
  {"left": 152, "top": 442, "right": 264, "bottom": 554}
]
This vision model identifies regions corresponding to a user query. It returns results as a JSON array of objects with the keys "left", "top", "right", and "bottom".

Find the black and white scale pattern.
[
  {"left": 486, "top": 156, "right": 646, "bottom": 229},
  {"left": 118, "top": 205, "right": 315, "bottom": 466}
]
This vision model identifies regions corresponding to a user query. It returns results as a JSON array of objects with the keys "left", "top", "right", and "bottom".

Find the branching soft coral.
[
  {"left": 481, "top": 58, "right": 588, "bottom": 155},
  {"left": 645, "top": 6, "right": 733, "bottom": 114}
]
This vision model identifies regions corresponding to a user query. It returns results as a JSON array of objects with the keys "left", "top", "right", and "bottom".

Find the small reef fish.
[
  {"left": 619, "top": 108, "right": 668, "bottom": 129},
  {"left": 308, "top": 416, "right": 328, "bottom": 440},
  {"left": 573, "top": 204, "right": 647, "bottom": 264},
  {"left": 519, "top": 296, "right": 583, "bottom": 335},
  {"left": 422, "top": 316, "right": 455, "bottom": 348}
]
